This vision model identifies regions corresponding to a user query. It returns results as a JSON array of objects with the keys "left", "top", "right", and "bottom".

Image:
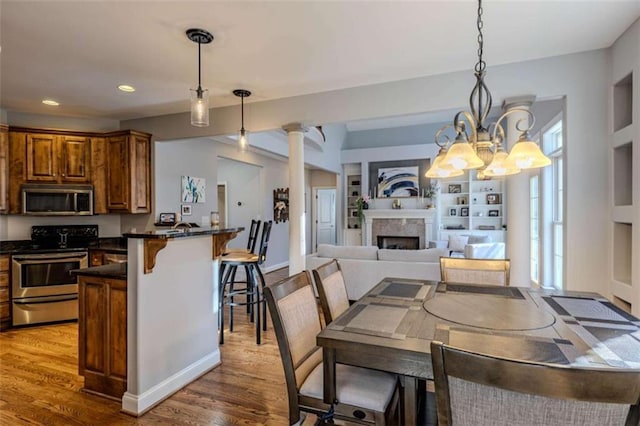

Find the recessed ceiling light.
[
  {"left": 42, "top": 99, "right": 59, "bottom": 106},
  {"left": 118, "top": 84, "right": 136, "bottom": 92}
]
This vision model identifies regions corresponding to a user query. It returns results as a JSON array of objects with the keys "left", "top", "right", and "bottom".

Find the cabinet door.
[
  {"left": 0, "top": 255, "right": 10, "bottom": 330},
  {"left": 26, "top": 134, "right": 59, "bottom": 182},
  {"left": 0, "top": 126, "right": 8, "bottom": 213},
  {"left": 106, "top": 136, "right": 130, "bottom": 211},
  {"left": 131, "top": 134, "right": 150, "bottom": 213},
  {"left": 60, "top": 136, "right": 91, "bottom": 182}
]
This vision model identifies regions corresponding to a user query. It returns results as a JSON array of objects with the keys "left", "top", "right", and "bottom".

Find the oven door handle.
[
  {"left": 13, "top": 294, "right": 79, "bottom": 305},
  {"left": 13, "top": 252, "right": 88, "bottom": 262}
]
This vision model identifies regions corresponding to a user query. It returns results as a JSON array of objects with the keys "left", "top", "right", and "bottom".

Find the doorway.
[
  {"left": 313, "top": 187, "right": 336, "bottom": 250},
  {"left": 217, "top": 182, "right": 228, "bottom": 228}
]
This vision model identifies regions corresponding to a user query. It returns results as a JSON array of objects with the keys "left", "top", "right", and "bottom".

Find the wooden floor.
[{"left": 0, "top": 267, "right": 321, "bottom": 425}]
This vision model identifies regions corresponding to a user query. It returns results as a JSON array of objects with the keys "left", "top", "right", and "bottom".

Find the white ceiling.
[{"left": 1, "top": 0, "right": 638, "bottom": 122}]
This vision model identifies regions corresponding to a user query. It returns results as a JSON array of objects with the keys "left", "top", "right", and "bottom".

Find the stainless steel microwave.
[{"left": 22, "top": 184, "right": 94, "bottom": 215}]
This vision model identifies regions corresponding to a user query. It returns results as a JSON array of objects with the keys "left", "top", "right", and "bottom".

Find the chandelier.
[{"left": 426, "top": 0, "right": 550, "bottom": 179}]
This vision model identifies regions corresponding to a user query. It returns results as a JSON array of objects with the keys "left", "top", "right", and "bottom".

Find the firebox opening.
[{"left": 377, "top": 236, "right": 419, "bottom": 250}]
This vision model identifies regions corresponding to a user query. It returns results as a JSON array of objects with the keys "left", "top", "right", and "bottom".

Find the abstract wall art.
[{"left": 181, "top": 176, "right": 206, "bottom": 203}]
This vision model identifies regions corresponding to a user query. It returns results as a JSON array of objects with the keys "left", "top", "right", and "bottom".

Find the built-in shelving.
[
  {"left": 610, "top": 36, "right": 637, "bottom": 315},
  {"left": 438, "top": 171, "right": 506, "bottom": 242},
  {"left": 343, "top": 163, "right": 363, "bottom": 245}
]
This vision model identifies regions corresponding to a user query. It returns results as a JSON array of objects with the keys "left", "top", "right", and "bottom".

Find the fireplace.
[
  {"left": 362, "top": 209, "right": 436, "bottom": 248},
  {"left": 377, "top": 236, "right": 419, "bottom": 250}
]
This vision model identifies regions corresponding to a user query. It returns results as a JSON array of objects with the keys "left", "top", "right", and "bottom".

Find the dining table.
[{"left": 316, "top": 277, "right": 640, "bottom": 425}]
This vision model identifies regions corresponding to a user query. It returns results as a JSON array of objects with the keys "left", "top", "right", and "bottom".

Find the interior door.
[{"left": 316, "top": 188, "right": 336, "bottom": 247}]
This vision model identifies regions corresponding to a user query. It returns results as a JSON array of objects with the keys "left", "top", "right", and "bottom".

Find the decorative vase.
[{"left": 362, "top": 201, "right": 369, "bottom": 210}]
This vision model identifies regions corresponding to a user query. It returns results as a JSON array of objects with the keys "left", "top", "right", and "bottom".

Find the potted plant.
[
  {"left": 356, "top": 195, "right": 370, "bottom": 223},
  {"left": 425, "top": 182, "right": 440, "bottom": 209}
]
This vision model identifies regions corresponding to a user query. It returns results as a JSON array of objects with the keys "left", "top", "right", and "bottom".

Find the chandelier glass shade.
[
  {"left": 187, "top": 28, "right": 214, "bottom": 127},
  {"left": 425, "top": 0, "right": 550, "bottom": 179},
  {"left": 233, "top": 89, "right": 251, "bottom": 151}
]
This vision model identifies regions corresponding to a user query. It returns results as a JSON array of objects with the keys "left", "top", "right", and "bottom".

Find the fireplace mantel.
[{"left": 362, "top": 209, "right": 436, "bottom": 247}]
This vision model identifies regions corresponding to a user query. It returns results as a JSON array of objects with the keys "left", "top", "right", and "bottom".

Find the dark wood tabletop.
[{"left": 317, "top": 277, "right": 640, "bottom": 425}]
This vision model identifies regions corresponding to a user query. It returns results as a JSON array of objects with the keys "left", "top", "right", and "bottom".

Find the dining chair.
[
  {"left": 264, "top": 271, "right": 401, "bottom": 425},
  {"left": 224, "top": 219, "right": 261, "bottom": 255},
  {"left": 430, "top": 340, "right": 640, "bottom": 426},
  {"left": 312, "top": 259, "right": 350, "bottom": 324},
  {"left": 219, "top": 220, "right": 272, "bottom": 345},
  {"left": 439, "top": 257, "right": 510, "bottom": 286}
]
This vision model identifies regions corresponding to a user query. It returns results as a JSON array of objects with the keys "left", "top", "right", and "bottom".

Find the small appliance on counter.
[{"left": 11, "top": 225, "right": 99, "bottom": 326}]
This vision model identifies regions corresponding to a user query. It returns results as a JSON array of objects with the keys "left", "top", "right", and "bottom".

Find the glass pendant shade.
[
  {"left": 443, "top": 140, "right": 484, "bottom": 170},
  {"left": 190, "top": 87, "right": 209, "bottom": 127},
  {"left": 426, "top": 148, "right": 464, "bottom": 178},
  {"left": 238, "top": 128, "right": 249, "bottom": 151},
  {"left": 483, "top": 149, "right": 521, "bottom": 177},
  {"left": 505, "top": 139, "right": 551, "bottom": 170}
]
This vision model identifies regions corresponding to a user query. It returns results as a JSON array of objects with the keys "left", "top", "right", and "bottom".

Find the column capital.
[
  {"left": 502, "top": 95, "right": 536, "bottom": 111},
  {"left": 282, "top": 122, "right": 306, "bottom": 133}
]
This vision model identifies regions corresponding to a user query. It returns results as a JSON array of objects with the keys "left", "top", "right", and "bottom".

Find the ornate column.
[
  {"left": 503, "top": 96, "right": 535, "bottom": 287},
  {"left": 283, "top": 123, "right": 306, "bottom": 274}
]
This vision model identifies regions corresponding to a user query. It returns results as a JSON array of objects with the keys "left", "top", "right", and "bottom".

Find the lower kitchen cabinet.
[
  {"left": 78, "top": 274, "right": 127, "bottom": 399},
  {"left": 0, "top": 255, "right": 10, "bottom": 330}
]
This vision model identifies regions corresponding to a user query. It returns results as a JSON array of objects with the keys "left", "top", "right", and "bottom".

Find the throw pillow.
[
  {"left": 448, "top": 235, "right": 469, "bottom": 253},
  {"left": 468, "top": 235, "right": 491, "bottom": 244}
]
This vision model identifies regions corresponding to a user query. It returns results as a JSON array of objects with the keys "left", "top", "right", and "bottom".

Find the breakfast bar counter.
[{"left": 121, "top": 226, "right": 242, "bottom": 416}]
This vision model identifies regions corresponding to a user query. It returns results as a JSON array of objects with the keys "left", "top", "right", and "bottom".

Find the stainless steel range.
[{"left": 11, "top": 225, "right": 98, "bottom": 326}]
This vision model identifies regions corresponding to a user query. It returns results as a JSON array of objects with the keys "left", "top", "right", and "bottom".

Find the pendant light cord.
[
  {"left": 197, "top": 39, "right": 202, "bottom": 94},
  {"left": 241, "top": 94, "right": 245, "bottom": 131}
]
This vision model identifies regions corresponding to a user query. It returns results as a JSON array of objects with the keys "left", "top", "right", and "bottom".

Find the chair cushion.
[
  {"left": 448, "top": 235, "right": 469, "bottom": 253},
  {"left": 449, "top": 377, "right": 631, "bottom": 426},
  {"left": 322, "top": 271, "right": 350, "bottom": 321},
  {"left": 317, "top": 244, "right": 378, "bottom": 260},
  {"left": 378, "top": 248, "right": 448, "bottom": 263},
  {"left": 300, "top": 362, "right": 397, "bottom": 412}
]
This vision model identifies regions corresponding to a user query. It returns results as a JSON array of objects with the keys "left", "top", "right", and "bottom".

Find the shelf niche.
[
  {"left": 614, "top": 142, "right": 633, "bottom": 206},
  {"left": 613, "top": 222, "right": 632, "bottom": 285},
  {"left": 613, "top": 72, "right": 633, "bottom": 132}
]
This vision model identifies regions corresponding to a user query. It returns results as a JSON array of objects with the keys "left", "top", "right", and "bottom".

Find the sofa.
[
  {"left": 305, "top": 244, "right": 448, "bottom": 300},
  {"left": 428, "top": 234, "right": 505, "bottom": 259}
]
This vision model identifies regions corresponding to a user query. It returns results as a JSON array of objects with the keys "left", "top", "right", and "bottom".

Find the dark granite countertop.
[
  {"left": 72, "top": 263, "right": 127, "bottom": 280},
  {"left": 123, "top": 226, "right": 244, "bottom": 240},
  {"left": 95, "top": 237, "right": 127, "bottom": 253}
]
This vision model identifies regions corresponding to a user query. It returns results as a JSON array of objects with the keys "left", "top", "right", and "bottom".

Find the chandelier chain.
[{"left": 475, "top": 0, "right": 485, "bottom": 73}]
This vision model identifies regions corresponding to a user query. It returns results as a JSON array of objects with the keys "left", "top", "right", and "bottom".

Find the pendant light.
[
  {"left": 187, "top": 28, "right": 214, "bottom": 127},
  {"left": 426, "top": 0, "right": 550, "bottom": 178},
  {"left": 233, "top": 89, "right": 251, "bottom": 151}
]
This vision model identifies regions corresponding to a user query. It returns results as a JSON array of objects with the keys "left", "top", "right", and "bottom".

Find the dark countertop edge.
[
  {"left": 72, "top": 263, "right": 127, "bottom": 280},
  {"left": 123, "top": 227, "right": 244, "bottom": 239}
]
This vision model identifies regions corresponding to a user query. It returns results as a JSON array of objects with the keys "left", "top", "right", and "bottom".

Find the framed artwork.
[
  {"left": 181, "top": 205, "right": 192, "bottom": 216},
  {"left": 487, "top": 193, "right": 502, "bottom": 204},
  {"left": 449, "top": 208, "right": 457, "bottom": 216},
  {"left": 448, "top": 184, "right": 462, "bottom": 194},
  {"left": 159, "top": 212, "right": 176, "bottom": 224},
  {"left": 460, "top": 207, "right": 469, "bottom": 217},
  {"left": 273, "top": 188, "right": 289, "bottom": 223},
  {"left": 181, "top": 176, "right": 206, "bottom": 203},
  {"left": 489, "top": 210, "right": 500, "bottom": 217},
  {"left": 368, "top": 159, "right": 431, "bottom": 198},
  {"left": 457, "top": 196, "right": 468, "bottom": 205}
]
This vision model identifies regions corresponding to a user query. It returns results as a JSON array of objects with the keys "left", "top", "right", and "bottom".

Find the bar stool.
[
  {"left": 224, "top": 219, "right": 261, "bottom": 255},
  {"left": 219, "top": 220, "right": 272, "bottom": 344}
]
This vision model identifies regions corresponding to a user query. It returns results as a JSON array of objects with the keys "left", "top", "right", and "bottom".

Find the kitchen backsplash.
[{"left": 0, "top": 215, "right": 122, "bottom": 241}]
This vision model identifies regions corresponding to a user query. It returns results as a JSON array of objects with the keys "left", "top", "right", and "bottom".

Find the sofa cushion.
[
  {"left": 378, "top": 248, "right": 448, "bottom": 263},
  {"left": 448, "top": 235, "right": 469, "bottom": 252},
  {"left": 468, "top": 234, "right": 491, "bottom": 244},
  {"left": 316, "top": 244, "right": 378, "bottom": 260}
]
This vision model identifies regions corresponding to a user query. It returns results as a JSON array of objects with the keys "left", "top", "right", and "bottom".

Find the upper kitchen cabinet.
[
  {"left": 0, "top": 125, "right": 8, "bottom": 213},
  {"left": 24, "top": 132, "right": 91, "bottom": 183},
  {"left": 105, "top": 130, "right": 151, "bottom": 214}
]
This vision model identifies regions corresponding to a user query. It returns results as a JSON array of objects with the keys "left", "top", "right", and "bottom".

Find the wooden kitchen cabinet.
[
  {"left": 0, "top": 255, "right": 11, "bottom": 331},
  {"left": 0, "top": 125, "right": 8, "bottom": 213},
  {"left": 25, "top": 133, "right": 91, "bottom": 183},
  {"left": 106, "top": 130, "right": 151, "bottom": 213},
  {"left": 78, "top": 274, "right": 127, "bottom": 398}
]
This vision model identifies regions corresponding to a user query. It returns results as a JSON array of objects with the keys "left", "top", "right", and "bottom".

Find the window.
[{"left": 530, "top": 175, "right": 540, "bottom": 285}]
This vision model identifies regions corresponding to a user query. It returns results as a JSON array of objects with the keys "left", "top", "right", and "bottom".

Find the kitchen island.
[{"left": 121, "top": 226, "right": 242, "bottom": 416}]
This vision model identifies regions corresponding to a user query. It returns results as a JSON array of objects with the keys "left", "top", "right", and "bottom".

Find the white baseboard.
[
  {"left": 121, "top": 350, "right": 221, "bottom": 416},
  {"left": 263, "top": 261, "right": 288, "bottom": 274}
]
